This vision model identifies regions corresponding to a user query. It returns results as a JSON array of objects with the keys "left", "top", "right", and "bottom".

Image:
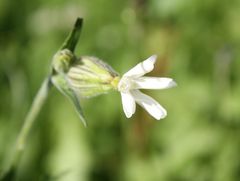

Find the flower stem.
[
  {"left": 1, "top": 77, "right": 52, "bottom": 178},
  {"left": 16, "top": 78, "right": 51, "bottom": 153}
]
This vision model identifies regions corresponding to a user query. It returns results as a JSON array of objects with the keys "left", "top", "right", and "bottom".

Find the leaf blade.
[{"left": 60, "top": 17, "right": 83, "bottom": 52}]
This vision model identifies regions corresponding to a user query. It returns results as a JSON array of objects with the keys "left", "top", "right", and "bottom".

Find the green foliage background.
[{"left": 1, "top": 0, "right": 240, "bottom": 180}]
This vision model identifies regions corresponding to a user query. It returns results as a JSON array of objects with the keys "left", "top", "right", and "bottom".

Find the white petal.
[
  {"left": 120, "top": 92, "right": 136, "bottom": 118},
  {"left": 134, "top": 77, "right": 177, "bottom": 90},
  {"left": 123, "top": 55, "right": 157, "bottom": 78},
  {"left": 131, "top": 90, "right": 167, "bottom": 120}
]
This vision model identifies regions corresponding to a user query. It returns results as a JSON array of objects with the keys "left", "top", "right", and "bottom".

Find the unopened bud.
[
  {"left": 50, "top": 50, "right": 120, "bottom": 126},
  {"left": 67, "top": 56, "right": 119, "bottom": 98}
]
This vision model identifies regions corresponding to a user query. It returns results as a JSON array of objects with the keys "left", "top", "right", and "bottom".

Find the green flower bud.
[
  {"left": 67, "top": 56, "right": 119, "bottom": 98},
  {"left": 48, "top": 17, "right": 122, "bottom": 126},
  {"left": 51, "top": 49, "right": 120, "bottom": 126}
]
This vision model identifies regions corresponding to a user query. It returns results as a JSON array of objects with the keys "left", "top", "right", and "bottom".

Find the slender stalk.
[
  {"left": 1, "top": 18, "right": 83, "bottom": 180},
  {"left": 1, "top": 78, "right": 51, "bottom": 178},
  {"left": 15, "top": 77, "right": 51, "bottom": 155},
  {"left": 14, "top": 18, "right": 82, "bottom": 153},
  {"left": 14, "top": 17, "right": 82, "bottom": 159}
]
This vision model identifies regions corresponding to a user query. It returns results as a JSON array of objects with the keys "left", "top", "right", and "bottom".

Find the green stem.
[
  {"left": 15, "top": 17, "right": 82, "bottom": 155},
  {"left": 3, "top": 78, "right": 51, "bottom": 177},
  {"left": 1, "top": 18, "right": 83, "bottom": 179},
  {"left": 16, "top": 78, "right": 51, "bottom": 155},
  {"left": 14, "top": 78, "right": 51, "bottom": 164}
]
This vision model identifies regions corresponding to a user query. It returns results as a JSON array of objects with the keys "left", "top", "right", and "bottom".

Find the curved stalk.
[{"left": 1, "top": 78, "right": 51, "bottom": 179}]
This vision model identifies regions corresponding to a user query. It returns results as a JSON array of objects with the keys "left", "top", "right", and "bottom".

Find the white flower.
[{"left": 118, "top": 55, "right": 177, "bottom": 120}]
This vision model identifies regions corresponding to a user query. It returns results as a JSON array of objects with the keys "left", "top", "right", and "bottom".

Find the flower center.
[{"left": 118, "top": 77, "right": 134, "bottom": 93}]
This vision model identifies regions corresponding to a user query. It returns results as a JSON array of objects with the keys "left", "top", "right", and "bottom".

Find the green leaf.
[{"left": 60, "top": 17, "right": 83, "bottom": 52}]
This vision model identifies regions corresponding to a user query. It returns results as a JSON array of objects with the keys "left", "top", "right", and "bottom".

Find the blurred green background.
[{"left": 1, "top": 0, "right": 240, "bottom": 180}]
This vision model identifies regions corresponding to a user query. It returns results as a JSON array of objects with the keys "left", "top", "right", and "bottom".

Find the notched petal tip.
[
  {"left": 131, "top": 90, "right": 167, "bottom": 120},
  {"left": 169, "top": 80, "right": 177, "bottom": 88},
  {"left": 125, "top": 112, "right": 133, "bottom": 118},
  {"left": 123, "top": 55, "right": 158, "bottom": 78},
  {"left": 147, "top": 55, "right": 157, "bottom": 64},
  {"left": 134, "top": 77, "right": 177, "bottom": 90},
  {"left": 156, "top": 111, "right": 167, "bottom": 120},
  {"left": 120, "top": 92, "right": 136, "bottom": 119},
  {"left": 154, "top": 109, "right": 167, "bottom": 120},
  {"left": 162, "top": 78, "right": 177, "bottom": 90},
  {"left": 142, "top": 55, "right": 157, "bottom": 72}
]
